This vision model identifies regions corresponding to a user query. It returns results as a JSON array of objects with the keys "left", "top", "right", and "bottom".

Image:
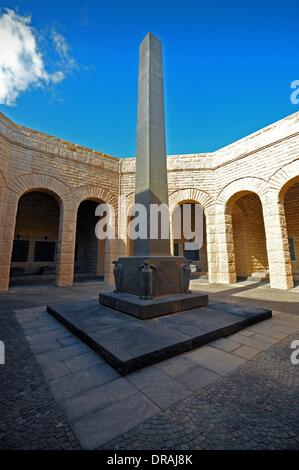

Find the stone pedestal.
[
  {"left": 112, "top": 256, "right": 191, "bottom": 297},
  {"left": 99, "top": 255, "right": 209, "bottom": 319},
  {"left": 99, "top": 291, "right": 209, "bottom": 320}
]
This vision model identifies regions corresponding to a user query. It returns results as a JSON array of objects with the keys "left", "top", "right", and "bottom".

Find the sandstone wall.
[
  {"left": 1, "top": 110, "right": 299, "bottom": 290},
  {"left": 0, "top": 113, "right": 120, "bottom": 289}
]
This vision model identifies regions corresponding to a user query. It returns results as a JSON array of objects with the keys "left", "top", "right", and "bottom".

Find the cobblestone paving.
[
  {"left": 0, "top": 310, "right": 81, "bottom": 450},
  {"left": 102, "top": 335, "right": 299, "bottom": 450},
  {"left": 1, "top": 282, "right": 299, "bottom": 450}
]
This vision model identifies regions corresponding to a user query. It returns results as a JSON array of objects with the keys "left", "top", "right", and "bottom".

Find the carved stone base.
[
  {"left": 99, "top": 291, "right": 209, "bottom": 320},
  {"left": 112, "top": 256, "right": 191, "bottom": 297}
]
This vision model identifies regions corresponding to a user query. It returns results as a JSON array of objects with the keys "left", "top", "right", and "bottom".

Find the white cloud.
[
  {"left": 52, "top": 30, "right": 77, "bottom": 72},
  {"left": 52, "top": 31, "right": 69, "bottom": 56},
  {"left": 0, "top": 9, "right": 76, "bottom": 106}
]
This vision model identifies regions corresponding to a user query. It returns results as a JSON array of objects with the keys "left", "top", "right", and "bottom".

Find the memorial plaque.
[
  {"left": 11, "top": 239, "right": 29, "bottom": 262},
  {"left": 34, "top": 241, "right": 56, "bottom": 262}
]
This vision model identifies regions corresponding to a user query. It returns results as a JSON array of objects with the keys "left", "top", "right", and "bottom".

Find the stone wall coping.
[
  {"left": 120, "top": 111, "right": 299, "bottom": 173},
  {"left": 1, "top": 110, "right": 299, "bottom": 175},
  {"left": 0, "top": 112, "right": 120, "bottom": 173}
]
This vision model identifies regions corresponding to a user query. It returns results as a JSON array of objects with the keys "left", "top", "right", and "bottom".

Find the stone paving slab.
[
  {"left": 47, "top": 299, "right": 272, "bottom": 374},
  {"left": 185, "top": 345, "right": 247, "bottom": 375},
  {"left": 72, "top": 393, "right": 159, "bottom": 449},
  {"left": 49, "top": 363, "right": 119, "bottom": 402},
  {"left": 43, "top": 361, "right": 71, "bottom": 381},
  {"left": 175, "top": 365, "right": 219, "bottom": 391},
  {"left": 131, "top": 374, "right": 192, "bottom": 409},
  {"left": 126, "top": 367, "right": 192, "bottom": 409},
  {"left": 233, "top": 345, "right": 261, "bottom": 359},
  {"left": 229, "top": 333, "right": 278, "bottom": 351},
  {"left": 63, "top": 377, "right": 137, "bottom": 422},
  {"left": 65, "top": 351, "right": 104, "bottom": 371},
  {"left": 36, "top": 343, "right": 91, "bottom": 366},
  {"left": 210, "top": 337, "right": 241, "bottom": 352},
  {"left": 154, "top": 355, "right": 197, "bottom": 377}
]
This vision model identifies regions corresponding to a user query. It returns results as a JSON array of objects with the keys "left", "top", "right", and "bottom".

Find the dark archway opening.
[
  {"left": 74, "top": 200, "right": 105, "bottom": 282},
  {"left": 230, "top": 193, "right": 269, "bottom": 281},
  {"left": 10, "top": 191, "right": 60, "bottom": 286},
  {"left": 284, "top": 181, "right": 299, "bottom": 285},
  {"left": 173, "top": 202, "right": 208, "bottom": 279}
]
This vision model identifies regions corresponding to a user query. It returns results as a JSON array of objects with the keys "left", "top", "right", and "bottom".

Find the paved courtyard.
[{"left": 0, "top": 280, "right": 298, "bottom": 449}]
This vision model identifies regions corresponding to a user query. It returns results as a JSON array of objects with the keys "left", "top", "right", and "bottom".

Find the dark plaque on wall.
[
  {"left": 288, "top": 238, "right": 296, "bottom": 261},
  {"left": 184, "top": 248, "right": 199, "bottom": 261},
  {"left": 12, "top": 240, "right": 29, "bottom": 262},
  {"left": 34, "top": 241, "right": 56, "bottom": 262}
]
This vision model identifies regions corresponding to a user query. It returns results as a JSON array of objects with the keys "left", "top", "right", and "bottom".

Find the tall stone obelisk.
[
  {"left": 134, "top": 32, "right": 170, "bottom": 256},
  {"left": 99, "top": 33, "right": 209, "bottom": 318}
]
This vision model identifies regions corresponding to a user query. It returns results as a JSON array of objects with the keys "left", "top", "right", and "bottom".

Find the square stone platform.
[
  {"left": 47, "top": 300, "right": 272, "bottom": 375},
  {"left": 99, "top": 291, "right": 209, "bottom": 319}
]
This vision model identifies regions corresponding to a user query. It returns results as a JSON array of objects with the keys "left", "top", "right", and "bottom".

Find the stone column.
[
  {"left": 56, "top": 205, "right": 76, "bottom": 287},
  {"left": 117, "top": 194, "right": 130, "bottom": 258},
  {"left": 262, "top": 191, "right": 293, "bottom": 289},
  {"left": 213, "top": 203, "right": 237, "bottom": 284},
  {"left": 169, "top": 213, "right": 174, "bottom": 256},
  {"left": 134, "top": 32, "right": 170, "bottom": 256},
  {"left": 0, "top": 187, "right": 5, "bottom": 290},
  {"left": 0, "top": 190, "right": 18, "bottom": 291},
  {"left": 205, "top": 206, "right": 219, "bottom": 283}
]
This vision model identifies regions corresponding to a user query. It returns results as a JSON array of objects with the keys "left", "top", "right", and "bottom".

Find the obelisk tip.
[{"left": 140, "top": 32, "right": 161, "bottom": 48}]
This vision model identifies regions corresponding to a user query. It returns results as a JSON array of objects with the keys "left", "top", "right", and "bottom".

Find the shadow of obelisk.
[{"left": 99, "top": 33, "right": 209, "bottom": 319}]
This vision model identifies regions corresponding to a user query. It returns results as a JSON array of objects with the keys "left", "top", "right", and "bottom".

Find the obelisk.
[
  {"left": 99, "top": 33, "right": 209, "bottom": 318},
  {"left": 134, "top": 32, "right": 170, "bottom": 256}
]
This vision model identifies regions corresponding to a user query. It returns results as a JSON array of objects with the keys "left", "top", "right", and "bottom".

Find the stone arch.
[
  {"left": 7, "top": 191, "right": 64, "bottom": 287},
  {"left": 223, "top": 189, "right": 269, "bottom": 282},
  {"left": 169, "top": 188, "right": 214, "bottom": 214},
  {"left": 257, "top": 161, "right": 299, "bottom": 289},
  {"left": 0, "top": 174, "right": 73, "bottom": 290},
  {"left": 7, "top": 173, "right": 71, "bottom": 206},
  {"left": 279, "top": 175, "right": 299, "bottom": 201},
  {"left": 72, "top": 186, "right": 118, "bottom": 284},
  {"left": 72, "top": 185, "right": 117, "bottom": 210},
  {"left": 271, "top": 164, "right": 299, "bottom": 287},
  {"left": 217, "top": 177, "right": 269, "bottom": 207},
  {"left": 268, "top": 159, "right": 299, "bottom": 197},
  {"left": 168, "top": 188, "right": 213, "bottom": 281}
]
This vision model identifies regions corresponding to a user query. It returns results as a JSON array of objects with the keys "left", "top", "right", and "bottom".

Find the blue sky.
[{"left": 0, "top": 0, "right": 299, "bottom": 157}]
